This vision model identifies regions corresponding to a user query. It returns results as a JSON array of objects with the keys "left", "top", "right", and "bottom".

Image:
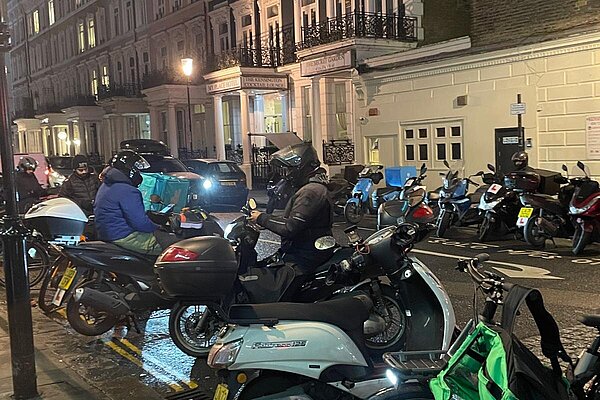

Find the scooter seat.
[
  {"left": 229, "top": 294, "right": 373, "bottom": 333},
  {"left": 580, "top": 314, "right": 600, "bottom": 329},
  {"left": 314, "top": 247, "right": 354, "bottom": 274}
]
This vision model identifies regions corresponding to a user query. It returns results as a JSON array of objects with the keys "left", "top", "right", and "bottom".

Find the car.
[{"left": 182, "top": 159, "right": 249, "bottom": 209}]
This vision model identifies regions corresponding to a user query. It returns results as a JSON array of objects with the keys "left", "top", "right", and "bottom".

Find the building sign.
[
  {"left": 502, "top": 136, "right": 520, "bottom": 145},
  {"left": 241, "top": 76, "right": 288, "bottom": 90},
  {"left": 206, "top": 77, "right": 242, "bottom": 94},
  {"left": 586, "top": 116, "right": 600, "bottom": 160},
  {"left": 510, "top": 103, "right": 526, "bottom": 115},
  {"left": 301, "top": 51, "right": 353, "bottom": 77}
]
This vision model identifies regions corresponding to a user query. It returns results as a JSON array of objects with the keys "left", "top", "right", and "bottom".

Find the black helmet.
[
  {"left": 110, "top": 150, "right": 150, "bottom": 187},
  {"left": 270, "top": 143, "right": 321, "bottom": 186},
  {"left": 72, "top": 154, "right": 89, "bottom": 170},
  {"left": 18, "top": 156, "right": 38, "bottom": 172},
  {"left": 511, "top": 151, "right": 529, "bottom": 170}
]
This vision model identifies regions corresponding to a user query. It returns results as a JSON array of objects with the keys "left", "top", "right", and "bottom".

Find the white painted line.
[
  {"left": 411, "top": 249, "right": 563, "bottom": 280},
  {"left": 357, "top": 227, "right": 376, "bottom": 232},
  {"left": 259, "top": 239, "right": 281, "bottom": 245}
]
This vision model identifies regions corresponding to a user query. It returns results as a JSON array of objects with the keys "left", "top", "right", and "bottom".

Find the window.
[
  {"left": 88, "top": 19, "right": 96, "bottom": 48},
  {"left": 436, "top": 127, "right": 446, "bottom": 137},
  {"left": 75, "top": 0, "right": 82, "bottom": 6},
  {"left": 418, "top": 128, "right": 427, "bottom": 138},
  {"left": 402, "top": 121, "right": 463, "bottom": 167},
  {"left": 419, "top": 144, "right": 428, "bottom": 161},
  {"left": 335, "top": 82, "right": 348, "bottom": 138},
  {"left": 302, "top": 86, "right": 312, "bottom": 141},
  {"left": 113, "top": 7, "right": 120, "bottom": 36},
  {"left": 267, "top": 5, "right": 279, "bottom": 17},
  {"left": 451, "top": 126, "right": 461, "bottom": 137},
  {"left": 177, "top": 40, "right": 184, "bottom": 51},
  {"left": 160, "top": 46, "right": 167, "bottom": 57},
  {"left": 91, "top": 69, "right": 98, "bottom": 97},
  {"left": 241, "top": 15, "right": 252, "bottom": 27},
  {"left": 117, "top": 61, "right": 122, "bottom": 83},
  {"left": 451, "top": 143, "right": 462, "bottom": 160},
  {"left": 219, "top": 23, "right": 229, "bottom": 52},
  {"left": 126, "top": 2, "right": 132, "bottom": 31},
  {"left": 48, "top": 0, "right": 55, "bottom": 25},
  {"left": 78, "top": 22, "right": 85, "bottom": 52},
  {"left": 143, "top": 52, "right": 149, "bottom": 63},
  {"left": 33, "top": 10, "right": 40, "bottom": 34},
  {"left": 405, "top": 144, "right": 415, "bottom": 161},
  {"left": 405, "top": 129, "right": 414, "bottom": 139},
  {"left": 101, "top": 65, "right": 109, "bottom": 86},
  {"left": 157, "top": 0, "right": 165, "bottom": 17},
  {"left": 436, "top": 143, "right": 446, "bottom": 160}
]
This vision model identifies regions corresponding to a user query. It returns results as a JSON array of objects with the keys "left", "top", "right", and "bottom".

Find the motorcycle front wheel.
[
  {"left": 0, "top": 240, "right": 50, "bottom": 288},
  {"left": 365, "top": 285, "right": 408, "bottom": 360},
  {"left": 478, "top": 214, "right": 493, "bottom": 242},
  {"left": 436, "top": 210, "right": 452, "bottom": 238},
  {"left": 524, "top": 215, "right": 547, "bottom": 249},
  {"left": 66, "top": 281, "right": 120, "bottom": 336},
  {"left": 573, "top": 225, "right": 591, "bottom": 255},
  {"left": 169, "top": 304, "right": 222, "bottom": 357},
  {"left": 344, "top": 202, "right": 364, "bottom": 224}
]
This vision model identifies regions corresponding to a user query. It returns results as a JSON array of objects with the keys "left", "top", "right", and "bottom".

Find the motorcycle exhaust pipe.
[
  {"left": 536, "top": 217, "right": 559, "bottom": 236},
  {"left": 73, "top": 288, "right": 130, "bottom": 316}
]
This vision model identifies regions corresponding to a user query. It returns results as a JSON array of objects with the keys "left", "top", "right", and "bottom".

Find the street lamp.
[{"left": 181, "top": 57, "right": 194, "bottom": 155}]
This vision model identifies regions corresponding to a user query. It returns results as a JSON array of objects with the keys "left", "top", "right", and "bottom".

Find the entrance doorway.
[
  {"left": 367, "top": 136, "right": 398, "bottom": 167},
  {"left": 495, "top": 127, "right": 524, "bottom": 174}
]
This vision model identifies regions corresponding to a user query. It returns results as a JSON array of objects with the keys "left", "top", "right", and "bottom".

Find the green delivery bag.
[
  {"left": 430, "top": 285, "right": 571, "bottom": 400},
  {"left": 138, "top": 173, "right": 190, "bottom": 212}
]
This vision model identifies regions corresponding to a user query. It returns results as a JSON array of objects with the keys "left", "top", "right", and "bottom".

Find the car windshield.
[
  {"left": 184, "top": 161, "right": 209, "bottom": 174},
  {"left": 48, "top": 157, "right": 72, "bottom": 169},
  {"left": 212, "top": 162, "right": 240, "bottom": 173},
  {"left": 145, "top": 158, "right": 188, "bottom": 173}
]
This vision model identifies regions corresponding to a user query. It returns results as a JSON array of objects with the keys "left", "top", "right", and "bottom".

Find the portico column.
[
  {"left": 311, "top": 77, "right": 324, "bottom": 162},
  {"left": 293, "top": 0, "right": 302, "bottom": 42},
  {"left": 149, "top": 107, "right": 161, "bottom": 141},
  {"left": 167, "top": 104, "right": 179, "bottom": 158},
  {"left": 239, "top": 90, "right": 253, "bottom": 189},
  {"left": 213, "top": 95, "right": 226, "bottom": 161},
  {"left": 281, "top": 91, "right": 290, "bottom": 132},
  {"left": 326, "top": 0, "right": 335, "bottom": 18}
]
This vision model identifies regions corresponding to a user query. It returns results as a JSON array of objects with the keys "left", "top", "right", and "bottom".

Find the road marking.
[
  {"left": 259, "top": 239, "right": 280, "bottom": 245},
  {"left": 104, "top": 340, "right": 142, "bottom": 367},
  {"left": 411, "top": 249, "right": 563, "bottom": 280}
]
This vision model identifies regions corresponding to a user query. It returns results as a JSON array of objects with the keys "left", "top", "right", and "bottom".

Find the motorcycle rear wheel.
[
  {"left": 524, "top": 215, "right": 547, "bottom": 249},
  {"left": 436, "top": 210, "right": 452, "bottom": 238},
  {"left": 344, "top": 202, "right": 364, "bottom": 224},
  {"left": 573, "top": 226, "right": 591, "bottom": 256},
  {"left": 38, "top": 255, "right": 70, "bottom": 314},
  {"left": 169, "top": 304, "right": 222, "bottom": 357},
  {"left": 365, "top": 285, "right": 408, "bottom": 360},
  {"left": 66, "top": 281, "right": 120, "bottom": 336}
]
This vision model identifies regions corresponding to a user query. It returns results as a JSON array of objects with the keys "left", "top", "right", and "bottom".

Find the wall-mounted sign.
[
  {"left": 241, "top": 76, "right": 288, "bottom": 90},
  {"left": 301, "top": 51, "right": 353, "bottom": 77},
  {"left": 206, "top": 77, "right": 242, "bottom": 94},
  {"left": 502, "top": 136, "right": 520, "bottom": 145},
  {"left": 510, "top": 103, "right": 526, "bottom": 115},
  {"left": 586, "top": 116, "right": 600, "bottom": 160}
]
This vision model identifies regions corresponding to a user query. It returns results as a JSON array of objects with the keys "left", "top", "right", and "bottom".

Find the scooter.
[
  {"left": 328, "top": 178, "right": 354, "bottom": 216},
  {"left": 42, "top": 197, "right": 223, "bottom": 336},
  {"left": 517, "top": 165, "right": 573, "bottom": 248},
  {"left": 569, "top": 161, "right": 600, "bottom": 255},
  {"left": 477, "top": 164, "right": 521, "bottom": 242},
  {"left": 377, "top": 163, "right": 435, "bottom": 230},
  {"left": 206, "top": 223, "right": 456, "bottom": 400},
  {"left": 344, "top": 165, "right": 400, "bottom": 224},
  {"left": 436, "top": 160, "right": 486, "bottom": 238}
]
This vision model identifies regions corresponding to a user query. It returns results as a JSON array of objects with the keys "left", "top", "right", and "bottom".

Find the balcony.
[
  {"left": 13, "top": 107, "right": 35, "bottom": 120},
  {"left": 98, "top": 83, "right": 142, "bottom": 100},
  {"left": 207, "top": 25, "right": 296, "bottom": 72},
  {"left": 60, "top": 95, "right": 98, "bottom": 109},
  {"left": 142, "top": 68, "right": 199, "bottom": 90},
  {"left": 36, "top": 102, "right": 63, "bottom": 114},
  {"left": 297, "top": 11, "right": 417, "bottom": 51}
]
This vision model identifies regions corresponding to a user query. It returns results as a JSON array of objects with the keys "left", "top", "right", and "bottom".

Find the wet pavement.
[{"left": 2, "top": 210, "right": 600, "bottom": 399}]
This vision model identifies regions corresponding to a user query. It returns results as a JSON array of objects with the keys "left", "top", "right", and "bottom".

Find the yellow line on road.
[
  {"left": 119, "top": 338, "right": 142, "bottom": 356},
  {"left": 104, "top": 340, "right": 143, "bottom": 367}
]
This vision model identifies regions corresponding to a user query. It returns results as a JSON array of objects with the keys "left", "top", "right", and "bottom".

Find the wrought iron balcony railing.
[
  {"left": 298, "top": 11, "right": 417, "bottom": 51},
  {"left": 60, "top": 95, "right": 97, "bottom": 108},
  {"left": 36, "top": 102, "right": 63, "bottom": 114},
  {"left": 323, "top": 139, "right": 355, "bottom": 165},
  {"left": 141, "top": 67, "right": 201, "bottom": 89},
  {"left": 98, "top": 83, "right": 142, "bottom": 100}
]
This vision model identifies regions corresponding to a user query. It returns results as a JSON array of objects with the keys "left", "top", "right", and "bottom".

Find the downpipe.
[{"left": 73, "top": 288, "right": 130, "bottom": 316}]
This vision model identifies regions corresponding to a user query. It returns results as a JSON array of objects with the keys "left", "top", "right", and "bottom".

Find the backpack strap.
[{"left": 501, "top": 285, "right": 572, "bottom": 375}]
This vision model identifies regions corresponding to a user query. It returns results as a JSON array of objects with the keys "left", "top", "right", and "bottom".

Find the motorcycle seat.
[
  {"left": 374, "top": 187, "right": 401, "bottom": 197},
  {"left": 229, "top": 294, "right": 373, "bottom": 333},
  {"left": 580, "top": 314, "right": 600, "bottom": 329},
  {"left": 314, "top": 247, "right": 354, "bottom": 274}
]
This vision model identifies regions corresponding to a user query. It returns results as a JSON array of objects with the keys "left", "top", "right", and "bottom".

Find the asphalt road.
[{"left": 5, "top": 212, "right": 600, "bottom": 399}]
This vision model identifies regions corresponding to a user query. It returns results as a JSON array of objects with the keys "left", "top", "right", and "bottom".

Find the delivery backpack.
[{"left": 430, "top": 285, "right": 572, "bottom": 400}]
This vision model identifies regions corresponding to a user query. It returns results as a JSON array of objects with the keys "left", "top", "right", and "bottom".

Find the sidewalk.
[{"left": 0, "top": 300, "right": 163, "bottom": 400}]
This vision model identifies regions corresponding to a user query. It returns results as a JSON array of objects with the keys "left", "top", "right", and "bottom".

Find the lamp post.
[{"left": 181, "top": 57, "right": 193, "bottom": 156}]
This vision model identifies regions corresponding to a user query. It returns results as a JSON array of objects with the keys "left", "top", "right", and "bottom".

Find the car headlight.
[
  {"left": 208, "top": 339, "right": 242, "bottom": 369},
  {"left": 203, "top": 179, "right": 213, "bottom": 190}
]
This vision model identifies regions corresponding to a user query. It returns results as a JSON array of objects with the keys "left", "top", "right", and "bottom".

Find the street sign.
[{"left": 510, "top": 102, "right": 526, "bottom": 115}]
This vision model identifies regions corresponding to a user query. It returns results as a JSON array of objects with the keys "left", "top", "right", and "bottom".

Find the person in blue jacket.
[{"left": 94, "top": 150, "right": 164, "bottom": 255}]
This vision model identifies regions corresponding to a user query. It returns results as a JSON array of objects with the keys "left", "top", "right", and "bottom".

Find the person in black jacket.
[
  {"left": 15, "top": 156, "right": 45, "bottom": 213},
  {"left": 246, "top": 143, "right": 334, "bottom": 302},
  {"left": 59, "top": 155, "right": 101, "bottom": 215}
]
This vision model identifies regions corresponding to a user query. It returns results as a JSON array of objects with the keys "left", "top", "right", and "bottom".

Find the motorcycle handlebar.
[{"left": 457, "top": 253, "right": 513, "bottom": 292}]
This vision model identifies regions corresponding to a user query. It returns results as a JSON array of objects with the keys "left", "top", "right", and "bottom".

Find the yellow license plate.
[
  {"left": 213, "top": 384, "right": 229, "bottom": 400},
  {"left": 58, "top": 267, "right": 77, "bottom": 290},
  {"left": 518, "top": 207, "right": 534, "bottom": 219}
]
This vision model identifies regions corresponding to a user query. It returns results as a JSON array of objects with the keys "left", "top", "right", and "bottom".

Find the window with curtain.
[
  {"left": 88, "top": 19, "right": 96, "bottom": 48},
  {"left": 302, "top": 86, "right": 312, "bottom": 141},
  {"left": 335, "top": 82, "right": 348, "bottom": 138}
]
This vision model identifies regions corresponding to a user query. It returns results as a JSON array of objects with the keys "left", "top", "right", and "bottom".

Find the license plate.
[
  {"left": 488, "top": 184, "right": 502, "bottom": 194},
  {"left": 220, "top": 181, "right": 236, "bottom": 186},
  {"left": 213, "top": 384, "right": 229, "bottom": 400},
  {"left": 58, "top": 267, "right": 77, "bottom": 290},
  {"left": 518, "top": 207, "right": 534, "bottom": 219}
]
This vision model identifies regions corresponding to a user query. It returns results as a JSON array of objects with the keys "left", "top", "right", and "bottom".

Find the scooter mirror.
[
  {"left": 562, "top": 164, "right": 568, "bottom": 172},
  {"left": 487, "top": 164, "right": 496, "bottom": 172},
  {"left": 420, "top": 163, "right": 427, "bottom": 175},
  {"left": 443, "top": 160, "right": 450, "bottom": 169},
  {"left": 247, "top": 198, "right": 257, "bottom": 210},
  {"left": 475, "top": 171, "right": 484, "bottom": 176},
  {"left": 150, "top": 194, "right": 162, "bottom": 204},
  {"left": 439, "top": 172, "right": 445, "bottom": 176},
  {"left": 314, "top": 236, "right": 337, "bottom": 250},
  {"left": 577, "top": 161, "right": 586, "bottom": 173}
]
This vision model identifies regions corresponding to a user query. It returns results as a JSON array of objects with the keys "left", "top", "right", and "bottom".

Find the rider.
[
  {"left": 248, "top": 143, "right": 334, "bottom": 302},
  {"left": 511, "top": 151, "right": 535, "bottom": 172},
  {"left": 94, "top": 150, "right": 166, "bottom": 255},
  {"left": 59, "top": 154, "right": 101, "bottom": 215},
  {"left": 15, "top": 156, "right": 45, "bottom": 213}
]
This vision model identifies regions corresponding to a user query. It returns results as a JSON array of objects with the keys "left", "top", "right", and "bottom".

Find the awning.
[{"left": 252, "top": 132, "right": 303, "bottom": 149}]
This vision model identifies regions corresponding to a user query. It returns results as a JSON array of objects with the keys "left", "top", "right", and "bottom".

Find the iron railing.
[
  {"left": 226, "top": 144, "right": 243, "bottom": 164},
  {"left": 13, "top": 107, "right": 35, "bottom": 120},
  {"left": 142, "top": 68, "right": 200, "bottom": 89},
  {"left": 98, "top": 83, "right": 142, "bottom": 100},
  {"left": 251, "top": 145, "right": 280, "bottom": 188},
  {"left": 178, "top": 147, "right": 210, "bottom": 160},
  {"left": 323, "top": 139, "right": 355, "bottom": 165},
  {"left": 60, "top": 95, "right": 97, "bottom": 108},
  {"left": 298, "top": 11, "right": 417, "bottom": 50},
  {"left": 36, "top": 102, "right": 62, "bottom": 114}
]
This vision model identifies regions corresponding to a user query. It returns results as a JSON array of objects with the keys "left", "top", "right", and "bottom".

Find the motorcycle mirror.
[
  {"left": 314, "top": 236, "right": 337, "bottom": 250},
  {"left": 150, "top": 194, "right": 162, "bottom": 204},
  {"left": 420, "top": 163, "right": 427, "bottom": 175},
  {"left": 476, "top": 171, "right": 484, "bottom": 176},
  {"left": 443, "top": 160, "right": 450, "bottom": 169},
  {"left": 562, "top": 164, "right": 568, "bottom": 172},
  {"left": 439, "top": 172, "right": 445, "bottom": 176},
  {"left": 577, "top": 161, "right": 587, "bottom": 174},
  {"left": 247, "top": 198, "right": 257, "bottom": 210},
  {"left": 487, "top": 164, "right": 496, "bottom": 172}
]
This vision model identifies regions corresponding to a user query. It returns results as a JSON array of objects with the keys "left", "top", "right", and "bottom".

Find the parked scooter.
[
  {"left": 477, "top": 164, "right": 521, "bottom": 242},
  {"left": 517, "top": 165, "right": 574, "bottom": 248},
  {"left": 377, "top": 163, "right": 435, "bottom": 230},
  {"left": 436, "top": 160, "right": 486, "bottom": 238},
  {"left": 207, "top": 223, "right": 455, "bottom": 400},
  {"left": 569, "top": 161, "right": 600, "bottom": 255},
  {"left": 328, "top": 178, "right": 354, "bottom": 216},
  {"left": 44, "top": 197, "right": 223, "bottom": 336},
  {"left": 344, "top": 165, "right": 400, "bottom": 224}
]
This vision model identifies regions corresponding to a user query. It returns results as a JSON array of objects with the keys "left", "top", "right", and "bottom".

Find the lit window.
[
  {"left": 88, "top": 19, "right": 96, "bottom": 48},
  {"left": 101, "top": 66, "right": 109, "bottom": 86},
  {"left": 78, "top": 22, "right": 85, "bottom": 52},
  {"left": 33, "top": 10, "right": 40, "bottom": 33},
  {"left": 48, "top": 0, "right": 55, "bottom": 25},
  {"left": 76, "top": 0, "right": 82, "bottom": 7},
  {"left": 91, "top": 70, "right": 98, "bottom": 97}
]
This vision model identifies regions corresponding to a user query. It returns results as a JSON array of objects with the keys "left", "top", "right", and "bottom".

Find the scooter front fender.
[{"left": 346, "top": 197, "right": 362, "bottom": 207}]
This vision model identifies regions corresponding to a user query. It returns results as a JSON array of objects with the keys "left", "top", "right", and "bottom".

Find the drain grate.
[{"left": 164, "top": 388, "right": 212, "bottom": 400}]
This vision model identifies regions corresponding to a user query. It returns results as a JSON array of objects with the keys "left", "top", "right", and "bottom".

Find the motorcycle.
[
  {"left": 161, "top": 200, "right": 421, "bottom": 359},
  {"left": 207, "top": 222, "right": 455, "bottom": 400},
  {"left": 517, "top": 165, "right": 574, "bottom": 248},
  {"left": 44, "top": 197, "right": 223, "bottom": 336},
  {"left": 377, "top": 163, "right": 436, "bottom": 230},
  {"left": 436, "top": 160, "right": 486, "bottom": 238},
  {"left": 569, "top": 161, "right": 600, "bottom": 255},
  {"left": 328, "top": 178, "right": 354, "bottom": 216},
  {"left": 344, "top": 165, "right": 400, "bottom": 224}
]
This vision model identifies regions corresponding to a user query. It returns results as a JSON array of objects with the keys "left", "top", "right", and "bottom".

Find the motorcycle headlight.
[
  {"left": 480, "top": 199, "right": 501, "bottom": 211},
  {"left": 208, "top": 339, "right": 243, "bottom": 369},
  {"left": 203, "top": 179, "right": 213, "bottom": 190}
]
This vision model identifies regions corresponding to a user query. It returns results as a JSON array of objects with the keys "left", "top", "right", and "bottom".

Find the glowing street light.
[
  {"left": 181, "top": 57, "right": 194, "bottom": 153},
  {"left": 181, "top": 58, "right": 193, "bottom": 77}
]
